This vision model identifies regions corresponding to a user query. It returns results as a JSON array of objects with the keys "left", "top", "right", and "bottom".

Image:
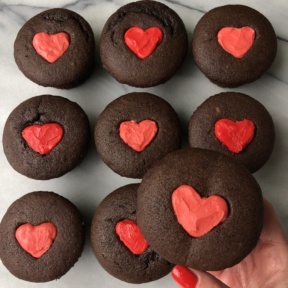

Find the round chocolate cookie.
[
  {"left": 90, "top": 184, "right": 173, "bottom": 283},
  {"left": 94, "top": 92, "right": 182, "bottom": 178},
  {"left": 188, "top": 92, "right": 275, "bottom": 173},
  {"left": 2, "top": 95, "right": 90, "bottom": 180},
  {"left": 0, "top": 191, "right": 85, "bottom": 282},
  {"left": 100, "top": 0, "right": 188, "bottom": 87},
  {"left": 192, "top": 5, "right": 277, "bottom": 87},
  {"left": 137, "top": 148, "right": 264, "bottom": 271},
  {"left": 14, "top": 8, "right": 95, "bottom": 89}
]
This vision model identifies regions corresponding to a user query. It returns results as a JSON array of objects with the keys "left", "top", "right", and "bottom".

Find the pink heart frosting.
[
  {"left": 217, "top": 26, "right": 255, "bottom": 58},
  {"left": 33, "top": 32, "right": 70, "bottom": 63},
  {"left": 119, "top": 119, "right": 158, "bottom": 152},
  {"left": 15, "top": 222, "right": 57, "bottom": 258},
  {"left": 172, "top": 185, "right": 228, "bottom": 237}
]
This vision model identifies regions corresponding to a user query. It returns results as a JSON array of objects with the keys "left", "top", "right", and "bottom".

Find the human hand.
[{"left": 171, "top": 198, "right": 288, "bottom": 288}]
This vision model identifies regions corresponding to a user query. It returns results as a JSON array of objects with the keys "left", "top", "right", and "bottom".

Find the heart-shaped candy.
[
  {"left": 214, "top": 118, "right": 255, "bottom": 153},
  {"left": 172, "top": 185, "right": 228, "bottom": 237},
  {"left": 22, "top": 123, "right": 64, "bottom": 155},
  {"left": 33, "top": 32, "right": 70, "bottom": 63},
  {"left": 217, "top": 26, "right": 255, "bottom": 58},
  {"left": 15, "top": 222, "right": 57, "bottom": 258},
  {"left": 119, "top": 119, "right": 158, "bottom": 152},
  {"left": 115, "top": 219, "right": 149, "bottom": 254},
  {"left": 124, "top": 26, "right": 163, "bottom": 59}
]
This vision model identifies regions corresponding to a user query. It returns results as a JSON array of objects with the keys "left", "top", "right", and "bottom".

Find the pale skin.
[{"left": 173, "top": 198, "right": 288, "bottom": 288}]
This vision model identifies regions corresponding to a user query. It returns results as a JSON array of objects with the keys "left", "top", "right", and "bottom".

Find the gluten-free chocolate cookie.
[
  {"left": 14, "top": 8, "right": 95, "bottom": 89},
  {"left": 0, "top": 191, "right": 85, "bottom": 282},
  {"left": 94, "top": 92, "right": 182, "bottom": 178},
  {"left": 188, "top": 92, "right": 275, "bottom": 173},
  {"left": 90, "top": 184, "right": 173, "bottom": 283},
  {"left": 192, "top": 5, "right": 277, "bottom": 87},
  {"left": 2, "top": 95, "right": 90, "bottom": 180},
  {"left": 100, "top": 0, "right": 188, "bottom": 87},
  {"left": 137, "top": 148, "right": 263, "bottom": 271}
]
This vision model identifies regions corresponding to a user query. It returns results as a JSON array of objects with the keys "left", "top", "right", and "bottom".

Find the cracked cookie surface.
[
  {"left": 14, "top": 8, "right": 95, "bottom": 89},
  {"left": 2, "top": 95, "right": 90, "bottom": 180}
]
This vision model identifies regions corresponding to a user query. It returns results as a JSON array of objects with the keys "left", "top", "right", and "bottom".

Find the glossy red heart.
[
  {"left": 15, "top": 222, "right": 57, "bottom": 258},
  {"left": 33, "top": 32, "right": 70, "bottom": 63},
  {"left": 115, "top": 219, "right": 149, "bottom": 254},
  {"left": 124, "top": 26, "right": 163, "bottom": 59},
  {"left": 22, "top": 123, "right": 64, "bottom": 155},
  {"left": 119, "top": 120, "right": 158, "bottom": 152},
  {"left": 172, "top": 185, "right": 228, "bottom": 237},
  {"left": 214, "top": 118, "right": 255, "bottom": 153},
  {"left": 217, "top": 26, "right": 255, "bottom": 58}
]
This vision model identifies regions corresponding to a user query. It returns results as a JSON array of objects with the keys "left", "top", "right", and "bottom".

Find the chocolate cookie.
[
  {"left": 137, "top": 148, "right": 263, "bottom": 271},
  {"left": 188, "top": 92, "right": 275, "bottom": 173},
  {"left": 192, "top": 5, "right": 277, "bottom": 87},
  {"left": 14, "top": 8, "right": 95, "bottom": 89},
  {"left": 100, "top": 0, "right": 188, "bottom": 87},
  {"left": 90, "top": 184, "right": 173, "bottom": 283},
  {"left": 2, "top": 95, "right": 90, "bottom": 180},
  {"left": 94, "top": 92, "right": 182, "bottom": 178},
  {"left": 0, "top": 191, "right": 85, "bottom": 282}
]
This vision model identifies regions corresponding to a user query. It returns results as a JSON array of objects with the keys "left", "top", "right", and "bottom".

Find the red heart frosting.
[
  {"left": 22, "top": 123, "right": 64, "bottom": 155},
  {"left": 217, "top": 26, "right": 255, "bottom": 58},
  {"left": 124, "top": 26, "right": 163, "bottom": 59},
  {"left": 15, "top": 222, "right": 57, "bottom": 258},
  {"left": 115, "top": 219, "right": 149, "bottom": 254},
  {"left": 172, "top": 185, "right": 228, "bottom": 237},
  {"left": 32, "top": 32, "right": 70, "bottom": 63},
  {"left": 119, "top": 120, "right": 158, "bottom": 152},
  {"left": 214, "top": 118, "right": 255, "bottom": 153}
]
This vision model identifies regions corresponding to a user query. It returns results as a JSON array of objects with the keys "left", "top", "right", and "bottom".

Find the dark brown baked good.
[
  {"left": 100, "top": 0, "right": 188, "bottom": 87},
  {"left": 188, "top": 92, "right": 275, "bottom": 173},
  {"left": 94, "top": 92, "right": 182, "bottom": 178},
  {"left": 2, "top": 95, "right": 90, "bottom": 180},
  {"left": 137, "top": 148, "right": 263, "bottom": 271},
  {"left": 0, "top": 191, "right": 85, "bottom": 282},
  {"left": 192, "top": 5, "right": 277, "bottom": 87},
  {"left": 14, "top": 8, "right": 95, "bottom": 89},
  {"left": 90, "top": 184, "right": 173, "bottom": 283}
]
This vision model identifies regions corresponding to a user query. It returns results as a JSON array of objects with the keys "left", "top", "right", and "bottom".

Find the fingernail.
[{"left": 171, "top": 265, "right": 198, "bottom": 288}]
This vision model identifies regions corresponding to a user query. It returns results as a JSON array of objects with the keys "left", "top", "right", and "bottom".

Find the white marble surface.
[{"left": 0, "top": 0, "right": 287, "bottom": 287}]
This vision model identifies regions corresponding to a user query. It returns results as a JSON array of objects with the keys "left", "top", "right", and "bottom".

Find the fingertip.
[{"left": 171, "top": 265, "right": 198, "bottom": 288}]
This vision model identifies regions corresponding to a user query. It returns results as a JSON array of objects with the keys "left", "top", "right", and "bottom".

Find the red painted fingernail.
[{"left": 171, "top": 265, "right": 198, "bottom": 288}]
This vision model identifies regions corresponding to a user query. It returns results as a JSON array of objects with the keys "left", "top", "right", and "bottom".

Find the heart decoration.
[
  {"left": 217, "top": 26, "right": 255, "bottom": 58},
  {"left": 32, "top": 32, "right": 70, "bottom": 63},
  {"left": 119, "top": 119, "right": 158, "bottom": 152},
  {"left": 15, "top": 222, "right": 57, "bottom": 258},
  {"left": 22, "top": 123, "right": 64, "bottom": 155},
  {"left": 172, "top": 185, "right": 228, "bottom": 237},
  {"left": 214, "top": 118, "right": 255, "bottom": 153},
  {"left": 115, "top": 219, "right": 149, "bottom": 254},
  {"left": 124, "top": 26, "right": 163, "bottom": 59}
]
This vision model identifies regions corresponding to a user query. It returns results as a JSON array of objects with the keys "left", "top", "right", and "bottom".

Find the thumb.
[{"left": 171, "top": 265, "right": 229, "bottom": 288}]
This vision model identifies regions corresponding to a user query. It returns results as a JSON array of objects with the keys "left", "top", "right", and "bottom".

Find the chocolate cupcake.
[
  {"left": 94, "top": 92, "right": 182, "bottom": 178},
  {"left": 90, "top": 184, "right": 173, "bottom": 283},
  {"left": 14, "top": 8, "right": 95, "bottom": 89},
  {"left": 137, "top": 148, "right": 263, "bottom": 271},
  {"left": 2, "top": 95, "right": 90, "bottom": 180},
  {"left": 188, "top": 92, "right": 275, "bottom": 173},
  {"left": 192, "top": 5, "right": 277, "bottom": 87},
  {"left": 0, "top": 191, "right": 85, "bottom": 282},
  {"left": 100, "top": 0, "right": 188, "bottom": 87}
]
